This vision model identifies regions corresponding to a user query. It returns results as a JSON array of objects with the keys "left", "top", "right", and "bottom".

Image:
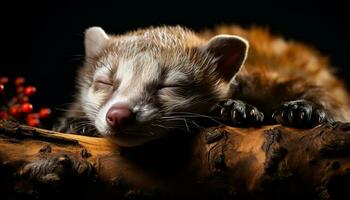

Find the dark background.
[{"left": 1, "top": 0, "right": 349, "bottom": 122}]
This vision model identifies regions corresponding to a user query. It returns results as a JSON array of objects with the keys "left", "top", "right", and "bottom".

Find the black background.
[{"left": 1, "top": 0, "right": 349, "bottom": 122}]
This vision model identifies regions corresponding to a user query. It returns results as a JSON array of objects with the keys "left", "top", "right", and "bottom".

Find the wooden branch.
[{"left": 1, "top": 120, "right": 350, "bottom": 200}]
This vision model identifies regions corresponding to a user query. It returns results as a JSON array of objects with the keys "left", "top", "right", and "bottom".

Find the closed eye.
[
  {"left": 95, "top": 80, "right": 112, "bottom": 85},
  {"left": 157, "top": 84, "right": 188, "bottom": 90},
  {"left": 94, "top": 79, "right": 113, "bottom": 90}
]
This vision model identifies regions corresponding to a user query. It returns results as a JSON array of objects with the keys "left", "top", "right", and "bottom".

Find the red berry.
[
  {"left": 10, "top": 105, "right": 22, "bottom": 118},
  {"left": 0, "top": 77, "right": 9, "bottom": 84},
  {"left": 16, "top": 86, "right": 24, "bottom": 93},
  {"left": 24, "top": 86, "right": 36, "bottom": 96},
  {"left": 15, "top": 77, "right": 25, "bottom": 85},
  {"left": 0, "top": 111, "right": 9, "bottom": 120},
  {"left": 21, "top": 103, "right": 33, "bottom": 113},
  {"left": 39, "top": 108, "right": 51, "bottom": 118},
  {"left": 26, "top": 113, "right": 40, "bottom": 127},
  {"left": 0, "top": 84, "right": 4, "bottom": 93},
  {"left": 27, "top": 113, "right": 39, "bottom": 119},
  {"left": 27, "top": 119, "right": 40, "bottom": 127}
]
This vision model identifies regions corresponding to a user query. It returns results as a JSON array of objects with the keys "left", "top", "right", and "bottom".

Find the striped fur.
[{"left": 62, "top": 25, "right": 350, "bottom": 146}]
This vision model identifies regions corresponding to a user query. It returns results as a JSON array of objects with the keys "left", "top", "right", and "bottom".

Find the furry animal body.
[{"left": 54, "top": 25, "right": 350, "bottom": 147}]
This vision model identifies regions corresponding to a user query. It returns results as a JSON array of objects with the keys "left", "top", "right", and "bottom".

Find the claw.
[
  {"left": 250, "top": 109, "right": 256, "bottom": 116},
  {"left": 288, "top": 110, "right": 294, "bottom": 123},
  {"left": 300, "top": 111, "right": 305, "bottom": 120},
  {"left": 231, "top": 110, "right": 237, "bottom": 122}
]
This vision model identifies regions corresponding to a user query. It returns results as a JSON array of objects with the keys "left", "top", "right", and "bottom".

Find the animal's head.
[{"left": 77, "top": 26, "right": 248, "bottom": 147}]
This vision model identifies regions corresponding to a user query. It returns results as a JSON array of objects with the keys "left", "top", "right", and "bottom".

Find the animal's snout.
[{"left": 106, "top": 104, "right": 134, "bottom": 130}]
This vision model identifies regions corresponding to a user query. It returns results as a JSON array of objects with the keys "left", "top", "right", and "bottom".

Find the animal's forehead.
[
  {"left": 114, "top": 30, "right": 190, "bottom": 51},
  {"left": 103, "top": 40, "right": 193, "bottom": 69},
  {"left": 115, "top": 52, "right": 161, "bottom": 82},
  {"left": 95, "top": 51, "right": 191, "bottom": 85}
]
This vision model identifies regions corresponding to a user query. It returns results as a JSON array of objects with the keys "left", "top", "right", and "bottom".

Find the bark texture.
[{"left": 1, "top": 120, "right": 350, "bottom": 200}]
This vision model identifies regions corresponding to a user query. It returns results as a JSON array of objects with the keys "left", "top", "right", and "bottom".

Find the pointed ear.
[
  {"left": 200, "top": 34, "right": 249, "bottom": 82},
  {"left": 85, "top": 27, "right": 109, "bottom": 58}
]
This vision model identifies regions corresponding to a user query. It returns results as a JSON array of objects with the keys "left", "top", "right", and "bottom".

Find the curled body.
[
  {"left": 203, "top": 26, "right": 350, "bottom": 123},
  {"left": 54, "top": 25, "right": 350, "bottom": 147}
]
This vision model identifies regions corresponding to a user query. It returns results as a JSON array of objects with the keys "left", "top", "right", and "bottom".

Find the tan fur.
[
  {"left": 60, "top": 25, "right": 350, "bottom": 146},
  {"left": 200, "top": 25, "right": 350, "bottom": 120},
  {"left": 74, "top": 25, "right": 350, "bottom": 121}
]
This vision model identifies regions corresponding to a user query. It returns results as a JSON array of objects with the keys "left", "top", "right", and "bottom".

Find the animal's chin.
[
  {"left": 106, "top": 129, "right": 167, "bottom": 147},
  {"left": 102, "top": 127, "right": 167, "bottom": 147},
  {"left": 98, "top": 119, "right": 181, "bottom": 147}
]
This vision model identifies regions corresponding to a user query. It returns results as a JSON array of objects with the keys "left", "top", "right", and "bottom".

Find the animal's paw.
[
  {"left": 53, "top": 117, "right": 98, "bottom": 136},
  {"left": 272, "top": 100, "right": 333, "bottom": 128},
  {"left": 216, "top": 99, "right": 264, "bottom": 126}
]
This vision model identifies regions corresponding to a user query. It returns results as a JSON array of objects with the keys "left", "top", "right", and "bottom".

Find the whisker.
[
  {"left": 54, "top": 108, "right": 86, "bottom": 113},
  {"left": 190, "top": 120, "right": 204, "bottom": 129},
  {"left": 162, "top": 114, "right": 222, "bottom": 125},
  {"left": 183, "top": 119, "right": 190, "bottom": 132}
]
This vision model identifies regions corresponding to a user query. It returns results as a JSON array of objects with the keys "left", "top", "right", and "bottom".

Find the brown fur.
[
  {"left": 200, "top": 25, "right": 350, "bottom": 121},
  {"left": 56, "top": 25, "right": 350, "bottom": 143}
]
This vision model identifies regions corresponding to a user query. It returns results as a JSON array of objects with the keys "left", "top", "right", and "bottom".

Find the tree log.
[{"left": 1, "top": 120, "right": 350, "bottom": 200}]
